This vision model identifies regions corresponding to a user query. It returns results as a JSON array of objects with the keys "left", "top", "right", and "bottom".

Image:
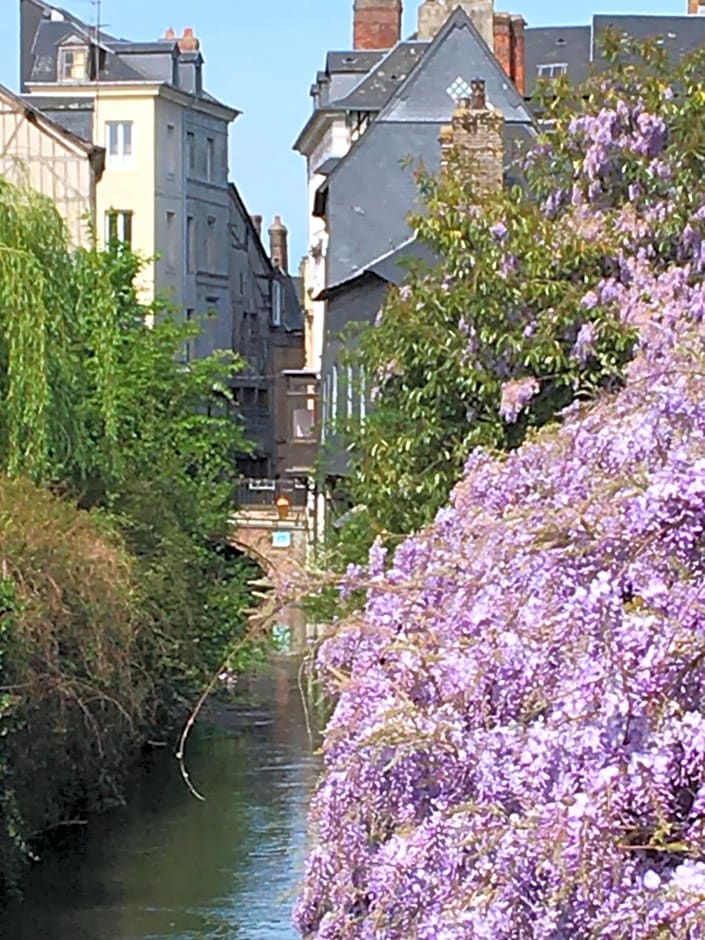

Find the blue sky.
[{"left": 0, "top": 0, "right": 687, "bottom": 265}]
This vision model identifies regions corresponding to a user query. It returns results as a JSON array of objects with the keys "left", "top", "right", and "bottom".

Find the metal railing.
[{"left": 233, "top": 477, "right": 308, "bottom": 509}]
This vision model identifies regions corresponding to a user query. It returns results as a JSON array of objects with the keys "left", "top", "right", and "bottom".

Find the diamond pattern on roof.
[{"left": 446, "top": 76, "right": 472, "bottom": 102}]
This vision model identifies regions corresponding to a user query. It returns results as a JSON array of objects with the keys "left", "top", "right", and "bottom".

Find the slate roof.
[
  {"left": 326, "top": 50, "right": 385, "bottom": 74},
  {"left": 593, "top": 14, "right": 705, "bottom": 63},
  {"left": 524, "top": 26, "right": 591, "bottom": 97},
  {"left": 23, "top": 0, "right": 234, "bottom": 112},
  {"left": 335, "top": 42, "right": 428, "bottom": 111},
  {"left": 525, "top": 15, "right": 705, "bottom": 98},
  {"left": 320, "top": 236, "right": 439, "bottom": 298},
  {"left": 21, "top": 93, "right": 94, "bottom": 140},
  {"left": 314, "top": 8, "right": 535, "bottom": 288}
]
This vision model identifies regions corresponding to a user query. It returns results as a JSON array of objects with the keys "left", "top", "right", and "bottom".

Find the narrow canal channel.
[{"left": 2, "top": 659, "right": 320, "bottom": 940}]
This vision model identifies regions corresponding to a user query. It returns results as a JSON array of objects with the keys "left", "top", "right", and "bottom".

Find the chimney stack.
[
  {"left": 353, "top": 0, "right": 403, "bottom": 50},
  {"left": 493, "top": 13, "right": 525, "bottom": 95},
  {"left": 418, "top": 0, "right": 494, "bottom": 48},
  {"left": 439, "top": 79, "right": 504, "bottom": 196},
  {"left": 269, "top": 216, "right": 289, "bottom": 272}
]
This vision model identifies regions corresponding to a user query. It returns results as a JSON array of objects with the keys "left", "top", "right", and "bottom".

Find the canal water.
[{"left": 2, "top": 659, "right": 321, "bottom": 940}]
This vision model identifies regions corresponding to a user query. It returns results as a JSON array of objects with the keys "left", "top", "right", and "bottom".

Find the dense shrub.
[{"left": 0, "top": 477, "right": 148, "bottom": 890}]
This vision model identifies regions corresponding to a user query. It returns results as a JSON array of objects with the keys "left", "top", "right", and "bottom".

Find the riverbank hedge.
[{"left": 0, "top": 477, "right": 150, "bottom": 891}]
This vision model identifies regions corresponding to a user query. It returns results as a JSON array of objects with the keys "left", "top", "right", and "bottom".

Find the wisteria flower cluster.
[
  {"left": 297, "top": 48, "right": 705, "bottom": 940},
  {"left": 297, "top": 279, "right": 705, "bottom": 939}
]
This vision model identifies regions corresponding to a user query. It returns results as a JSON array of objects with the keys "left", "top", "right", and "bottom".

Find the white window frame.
[
  {"left": 105, "top": 121, "right": 134, "bottom": 169},
  {"left": 58, "top": 45, "right": 89, "bottom": 82},
  {"left": 347, "top": 364, "right": 354, "bottom": 418},
  {"left": 331, "top": 364, "right": 338, "bottom": 430},
  {"left": 537, "top": 63, "right": 568, "bottom": 78},
  {"left": 104, "top": 209, "right": 132, "bottom": 248}
]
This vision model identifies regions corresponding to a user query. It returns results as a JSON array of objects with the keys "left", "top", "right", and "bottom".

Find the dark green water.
[{"left": 1, "top": 660, "right": 321, "bottom": 940}]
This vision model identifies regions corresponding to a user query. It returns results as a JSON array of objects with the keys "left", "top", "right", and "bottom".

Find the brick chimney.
[
  {"left": 269, "top": 216, "right": 289, "bottom": 272},
  {"left": 493, "top": 13, "right": 525, "bottom": 95},
  {"left": 251, "top": 215, "right": 263, "bottom": 237},
  {"left": 418, "top": 0, "right": 495, "bottom": 48},
  {"left": 353, "top": 0, "right": 403, "bottom": 50},
  {"left": 439, "top": 78, "right": 504, "bottom": 196}
]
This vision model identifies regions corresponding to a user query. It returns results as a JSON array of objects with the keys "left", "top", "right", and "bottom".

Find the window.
[
  {"left": 104, "top": 209, "right": 132, "bottom": 248},
  {"left": 537, "top": 63, "right": 568, "bottom": 78},
  {"left": 293, "top": 407, "right": 315, "bottom": 440},
  {"left": 58, "top": 45, "right": 88, "bottom": 82},
  {"left": 184, "top": 309, "right": 194, "bottom": 363},
  {"left": 166, "top": 123, "right": 176, "bottom": 179},
  {"left": 206, "top": 137, "right": 215, "bottom": 181},
  {"left": 330, "top": 364, "right": 338, "bottom": 429},
  {"left": 165, "top": 211, "right": 177, "bottom": 269},
  {"left": 350, "top": 111, "right": 371, "bottom": 142},
  {"left": 272, "top": 280, "right": 283, "bottom": 326},
  {"left": 347, "top": 364, "right": 354, "bottom": 418},
  {"left": 206, "top": 216, "right": 216, "bottom": 271},
  {"left": 186, "top": 132, "right": 196, "bottom": 173},
  {"left": 321, "top": 373, "right": 330, "bottom": 443},
  {"left": 187, "top": 216, "right": 195, "bottom": 272},
  {"left": 360, "top": 368, "right": 367, "bottom": 425},
  {"left": 106, "top": 121, "right": 133, "bottom": 168}
]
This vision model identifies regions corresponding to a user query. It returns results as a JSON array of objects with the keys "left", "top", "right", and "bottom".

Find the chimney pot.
[
  {"left": 163, "top": 27, "right": 176, "bottom": 40},
  {"left": 178, "top": 27, "right": 200, "bottom": 53},
  {"left": 251, "top": 214, "right": 263, "bottom": 237}
]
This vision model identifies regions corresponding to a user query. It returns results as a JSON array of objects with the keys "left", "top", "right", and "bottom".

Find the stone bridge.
[{"left": 229, "top": 501, "right": 310, "bottom": 653}]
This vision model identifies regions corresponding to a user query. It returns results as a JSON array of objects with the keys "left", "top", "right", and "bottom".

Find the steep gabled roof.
[{"left": 377, "top": 7, "right": 533, "bottom": 126}]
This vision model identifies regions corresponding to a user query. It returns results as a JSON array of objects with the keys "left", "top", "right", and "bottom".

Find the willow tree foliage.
[
  {"left": 0, "top": 180, "right": 259, "bottom": 887},
  {"left": 297, "top": 43, "right": 705, "bottom": 938}
]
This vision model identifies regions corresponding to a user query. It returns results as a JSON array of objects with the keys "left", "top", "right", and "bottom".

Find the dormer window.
[
  {"left": 349, "top": 110, "right": 371, "bottom": 142},
  {"left": 58, "top": 45, "right": 89, "bottom": 82}
]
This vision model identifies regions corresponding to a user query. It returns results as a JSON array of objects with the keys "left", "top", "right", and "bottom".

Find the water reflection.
[{"left": 2, "top": 658, "right": 320, "bottom": 940}]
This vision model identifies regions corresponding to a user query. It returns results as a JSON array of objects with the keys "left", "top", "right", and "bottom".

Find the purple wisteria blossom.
[{"left": 498, "top": 376, "right": 540, "bottom": 423}]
